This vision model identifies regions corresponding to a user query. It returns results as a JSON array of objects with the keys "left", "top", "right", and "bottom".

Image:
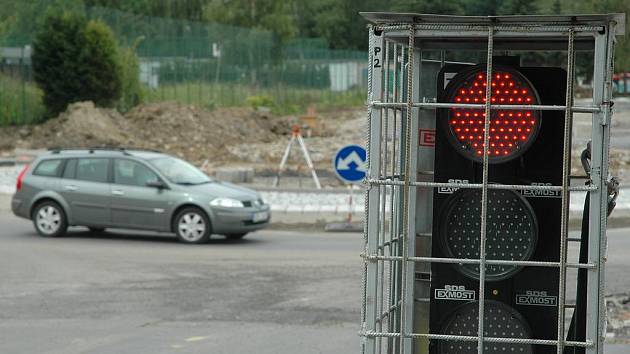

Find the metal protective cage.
[{"left": 359, "top": 13, "right": 625, "bottom": 354}]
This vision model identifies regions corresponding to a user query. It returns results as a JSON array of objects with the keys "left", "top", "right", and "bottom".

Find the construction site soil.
[{"left": 0, "top": 101, "right": 364, "bottom": 174}]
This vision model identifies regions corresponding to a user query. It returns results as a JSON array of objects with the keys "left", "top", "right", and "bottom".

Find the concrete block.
[{"left": 215, "top": 167, "right": 255, "bottom": 183}]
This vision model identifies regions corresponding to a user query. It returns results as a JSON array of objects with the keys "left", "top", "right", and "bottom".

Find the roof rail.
[{"left": 48, "top": 147, "right": 162, "bottom": 155}]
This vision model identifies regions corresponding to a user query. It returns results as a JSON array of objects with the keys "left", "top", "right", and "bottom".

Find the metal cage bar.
[
  {"left": 556, "top": 26, "right": 576, "bottom": 354},
  {"left": 586, "top": 24, "right": 616, "bottom": 354},
  {"left": 371, "top": 101, "right": 601, "bottom": 113},
  {"left": 364, "top": 27, "right": 385, "bottom": 354},
  {"left": 398, "top": 24, "right": 416, "bottom": 354},
  {"left": 366, "top": 179, "right": 596, "bottom": 192},
  {"left": 361, "top": 254, "right": 595, "bottom": 269},
  {"left": 476, "top": 25, "right": 495, "bottom": 354},
  {"left": 364, "top": 331, "right": 593, "bottom": 348}
]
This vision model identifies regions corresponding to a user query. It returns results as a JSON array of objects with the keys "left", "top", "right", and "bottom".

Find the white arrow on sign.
[{"left": 337, "top": 151, "right": 366, "bottom": 171}]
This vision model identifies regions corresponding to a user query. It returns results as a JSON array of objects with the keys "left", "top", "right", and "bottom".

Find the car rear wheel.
[
  {"left": 32, "top": 201, "right": 68, "bottom": 237},
  {"left": 174, "top": 207, "right": 211, "bottom": 244},
  {"left": 225, "top": 233, "right": 247, "bottom": 240}
]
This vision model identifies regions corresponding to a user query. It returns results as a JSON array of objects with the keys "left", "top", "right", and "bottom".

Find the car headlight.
[{"left": 210, "top": 198, "right": 244, "bottom": 208}]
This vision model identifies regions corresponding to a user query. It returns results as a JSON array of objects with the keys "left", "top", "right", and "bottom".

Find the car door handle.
[
  {"left": 64, "top": 185, "right": 78, "bottom": 191},
  {"left": 112, "top": 190, "right": 125, "bottom": 196}
]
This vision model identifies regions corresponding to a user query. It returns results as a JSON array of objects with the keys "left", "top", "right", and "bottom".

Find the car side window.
[
  {"left": 33, "top": 159, "right": 63, "bottom": 177},
  {"left": 76, "top": 158, "right": 109, "bottom": 183},
  {"left": 114, "top": 159, "right": 159, "bottom": 187},
  {"left": 62, "top": 159, "right": 77, "bottom": 179}
]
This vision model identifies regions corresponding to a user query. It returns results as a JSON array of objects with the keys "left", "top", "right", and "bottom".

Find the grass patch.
[
  {"left": 0, "top": 74, "right": 46, "bottom": 126},
  {"left": 143, "top": 82, "right": 365, "bottom": 115},
  {"left": 1, "top": 79, "right": 364, "bottom": 127}
]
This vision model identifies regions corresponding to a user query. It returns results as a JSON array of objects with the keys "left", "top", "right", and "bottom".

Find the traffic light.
[{"left": 430, "top": 59, "right": 568, "bottom": 354}]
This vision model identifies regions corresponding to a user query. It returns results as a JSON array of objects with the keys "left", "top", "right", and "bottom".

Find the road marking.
[{"left": 185, "top": 336, "right": 208, "bottom": 342}]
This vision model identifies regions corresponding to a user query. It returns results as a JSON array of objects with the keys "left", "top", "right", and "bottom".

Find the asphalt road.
[
  {"left": 0, "top": 214, "right": 361, "bottom": 354},
  {"left": 0, "top": 213, "right": 629, "bottom": 354}
]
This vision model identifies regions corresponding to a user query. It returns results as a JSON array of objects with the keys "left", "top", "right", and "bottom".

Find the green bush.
[
  {"left": 246, "top": 94, "right": 275, "bottom": 110},
  {"left": 32, "top": 12, "right": 123, "bottom": 116},
  {"left": 0, "top": 74, "right": 46, "bottom": 125}
]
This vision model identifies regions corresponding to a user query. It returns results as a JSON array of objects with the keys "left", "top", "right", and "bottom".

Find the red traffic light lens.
[
  {"left": 444, "top": 66, "right": 541, "bottom": 163},
  {"left": 438, "top": 189, "right": 538, "bottom": 281}
]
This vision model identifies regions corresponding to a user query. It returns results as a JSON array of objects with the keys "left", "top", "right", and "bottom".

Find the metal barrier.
[{"left": 359, "top": 13, "right": 625, "bottom": 354}]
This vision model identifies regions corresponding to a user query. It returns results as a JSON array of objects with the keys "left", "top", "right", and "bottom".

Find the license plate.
[{"left": 252, "top": 211, "right": 268, "bottom": 223}]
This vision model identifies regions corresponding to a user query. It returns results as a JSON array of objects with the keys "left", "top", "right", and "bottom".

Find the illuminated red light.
[{"left": 447, "top": 69, "right": 540, "bottom": 161}]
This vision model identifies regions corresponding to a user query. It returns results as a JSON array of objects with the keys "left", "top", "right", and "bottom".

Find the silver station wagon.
[{"left": 11, "top": 148, "right": 270, "bottom": 244}]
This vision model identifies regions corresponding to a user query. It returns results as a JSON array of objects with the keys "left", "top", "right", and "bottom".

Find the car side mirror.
[{"left": 146, "top": 180, "right": 168, "bottom": 189}]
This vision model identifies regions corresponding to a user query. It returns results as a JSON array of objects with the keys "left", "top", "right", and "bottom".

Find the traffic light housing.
[{"left": 430, "top": 60, "right": 568, "bottom": 354}]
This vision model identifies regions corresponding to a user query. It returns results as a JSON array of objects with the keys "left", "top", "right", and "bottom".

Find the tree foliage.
[
  {"left": 32, "top": 13, "right": 123, "bottom": 116},
  {"left": 203, "top": 0, "right": 298, "bottom": 42},
  {"left": 84, "top": 0, "right": 206, "bottom": 21},
  {"left": 4, "top": 0, "right": 630, "bottom": 72}
]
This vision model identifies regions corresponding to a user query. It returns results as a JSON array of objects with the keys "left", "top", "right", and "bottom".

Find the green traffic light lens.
[{"left": 439, "top": 188, "right": 538, "bottom": 281}]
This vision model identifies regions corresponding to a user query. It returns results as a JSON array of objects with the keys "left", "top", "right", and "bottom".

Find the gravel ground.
[{"left": 608, "top": 294, "right": 630, "bottom": 340}]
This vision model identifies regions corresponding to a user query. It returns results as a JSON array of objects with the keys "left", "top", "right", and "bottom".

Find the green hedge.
[{"left": 0, "top": 73, "right": 45, "bottom": 126}]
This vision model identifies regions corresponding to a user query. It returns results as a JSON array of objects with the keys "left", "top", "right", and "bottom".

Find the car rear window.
[
  {"left": 76, "top": 158, "right": 109, "bottom": 183},
  {"left": 33, "top": 159, "right": 63, "bottom": 177}
]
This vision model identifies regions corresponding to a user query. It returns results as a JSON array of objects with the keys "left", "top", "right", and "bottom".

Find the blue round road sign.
[{"left": 333, "top": 144, "right": 367, "bottom": 184}]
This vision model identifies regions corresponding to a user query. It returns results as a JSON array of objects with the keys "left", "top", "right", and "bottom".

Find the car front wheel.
[
  {"left": 32, "top": 201, "right": 68, "bottom": 237},
  {"left": 174, "top": 208, "right": 211, "bottom": 244}
]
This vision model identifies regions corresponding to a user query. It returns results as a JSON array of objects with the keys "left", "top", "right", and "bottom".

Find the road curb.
[{"left": 0, "top": 158, "right": 15, "bottom": 167}]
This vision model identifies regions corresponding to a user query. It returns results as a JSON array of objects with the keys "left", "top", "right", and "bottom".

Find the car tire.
[
  {"left": 225, "top": 233, "right": 247, "bottom": 240},
  {"left": 88, "top": 227, "right": 106, "bottom": 233},
  {"left": 173, "top": 207, "right": 211, "bottom": 244},
  {"left": 32, "top": 201, "right": 68, "bottom": 238}
]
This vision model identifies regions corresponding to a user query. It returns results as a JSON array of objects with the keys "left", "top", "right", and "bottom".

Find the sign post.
[{"left": 325, "top": 144, "right": 367, "bottom": 232}]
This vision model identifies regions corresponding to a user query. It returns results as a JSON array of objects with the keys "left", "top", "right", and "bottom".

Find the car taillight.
[
  {"left": 444, "top": 66, "right": 541, "bottom": 163},
  {"left": 16, "top": 164, "right": 29, "bottom": 192}
]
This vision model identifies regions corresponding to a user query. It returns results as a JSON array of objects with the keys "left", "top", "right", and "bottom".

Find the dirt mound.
[
  {"left": 0, "top": 101, "right": 365, "bottom": 174},
  {"left": 5, "top": 101, "right": 283, "bottom": 166},
  {"left": 123, "top": 102, "right": 278, "bottom": 164},
  {"left": 25, "top": 102, "right": 133, "bottom": 149}
]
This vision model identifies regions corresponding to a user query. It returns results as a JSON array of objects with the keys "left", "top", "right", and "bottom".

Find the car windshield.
[{"left": 149, "top": 157, "right": 212, "bottom": 185}]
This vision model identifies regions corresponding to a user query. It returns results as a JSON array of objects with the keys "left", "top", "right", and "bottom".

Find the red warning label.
[{"left": 419, "top": 129, "right": 436, "bottom": 147}]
